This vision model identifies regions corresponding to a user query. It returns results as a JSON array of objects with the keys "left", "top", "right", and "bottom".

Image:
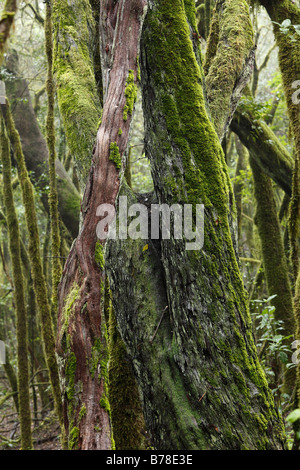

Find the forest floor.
[{"left": 0, "top": 374, "right": 62, "bottom": 450}]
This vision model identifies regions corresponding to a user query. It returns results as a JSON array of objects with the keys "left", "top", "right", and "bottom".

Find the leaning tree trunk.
[
  {"left": 57, "top": 0, "right": 286, "bottom": 450},
  {"left": 56, "top": 0, "right": 147, "bottom": 450},
  {"left": 105, "top": 0, "right": 286, "bottom": 450}
]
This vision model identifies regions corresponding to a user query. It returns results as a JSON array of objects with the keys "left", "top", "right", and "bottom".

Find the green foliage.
[
  {"left": 272, "top": 19, "right": 300, "bottom": 42},
  {"left": 251, "top": 295, "right": 294, "bottom": 397}
]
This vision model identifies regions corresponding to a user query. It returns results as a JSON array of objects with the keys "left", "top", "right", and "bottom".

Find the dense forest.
[{"left": 0, "top": 0, "right": 299, "bottom": 452}]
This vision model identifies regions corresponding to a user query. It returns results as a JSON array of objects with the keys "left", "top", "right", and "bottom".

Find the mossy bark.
[
  {"left": 106, "top": 289, "right": 147, "bottom": 450},
  {"left": 105, "top": 0, "right": 286, "bottom": 449},
  {"left": 258, "top": 0, "right": 300, "bottom": 280},
  {"left": 293, "top": 271, "right": 300, "bottom": 449},
  {"left": 0, "top": 0, "right": 17, "bottom": 65},
  {"left": 53, "top": 0, "right": 102, "bottom": 189},
  {"left": 231, "top": 109, "right": 294, "bottom": 196},
  {"left": 204, "top": 0, "right": 255, "bottom": 141},
  {"left": 3, "top": 102, "right": 67, "bottom": 449},
  {"left": 0, "top": 116, "right": 32, "bottom": 450},
  {"left": 233, "top": 137, "right": 248, "bottom": 245},
  {"left": 250, "top": 156, "right": 295, "bottom": 394},
  {"left": 45, "top": 1, "right": 62, "bottom": 319}
]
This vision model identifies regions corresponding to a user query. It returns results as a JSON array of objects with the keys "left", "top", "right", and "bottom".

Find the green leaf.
[
  {"left": 281, "top": 19, "right": 291, "bottom": 28},
  {"left": 286, "top": 409, "right": 300, "bottom": 424}
]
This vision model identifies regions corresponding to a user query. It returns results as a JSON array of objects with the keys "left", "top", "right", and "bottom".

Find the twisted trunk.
[{"left": 56, "top": 0, "right": 147, "bottom": 450}]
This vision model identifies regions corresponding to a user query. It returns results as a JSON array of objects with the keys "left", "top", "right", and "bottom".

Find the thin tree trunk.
[
  {"left": 3, "top": 102, "right": 67, "bottom": 449},
  {"left": 0, "top": 115, "right": 32, "bottom": 450},
  {"left": 5, "top": 53, "right": 80, "bottom": 239}
]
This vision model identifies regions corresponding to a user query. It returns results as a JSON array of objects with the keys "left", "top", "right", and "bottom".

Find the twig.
[{"left": 150, "top": 306, "right": 168, "bottom": 344}]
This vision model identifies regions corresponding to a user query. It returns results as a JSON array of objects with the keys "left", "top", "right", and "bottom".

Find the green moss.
[
  {"left": 53, "top": 0, "right": 102, "bottom": 188},
  {"left": 118, "top": 128, "right": 123, "bottom": 136},
  {"left": 123, "top": 70, "right": 138, "bottom": 121},
  {"left": 65, "top": 352, "right": 77, "bottom": 402},
  {"left": 107, "top": 292, "right": 147, "bottom": 450},
  {"left": 61, "top": 285, "right": 80, "bottom": 342},
  {"left": 90, "top": 337, "right": 104, "bottom": 379},
  {"left": 204, "top": 0, "right": 254, "bottom": 139},
  {"left": 69, "top": 426, "right": 79, "bottom": 450},
  {"left": 109, "top": 142, "right": 122, "bottom": 169},
  {"left": 78, "top": 404, "right": 86, "bottom": 422},
  {"left": 95, "top": 241, "right": 105, "bottom": 270},
  {"left": 139, "top": 0, "right": 285, "bottom": 448},
  {"left": 99, "top": 394, "right": 110, "bottom": 412}
]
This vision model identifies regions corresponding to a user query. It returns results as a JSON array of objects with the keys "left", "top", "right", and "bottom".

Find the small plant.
[{"left": 251, "top": 295, "right": 294, "bottom": 400}]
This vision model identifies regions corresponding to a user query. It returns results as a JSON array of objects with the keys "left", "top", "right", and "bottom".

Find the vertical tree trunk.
[
  {"left": 258, "top": 0, "right": 300, "bottom": 280},
  {"left": 0, "top": 115, "right": 32, "bottom": 450}
]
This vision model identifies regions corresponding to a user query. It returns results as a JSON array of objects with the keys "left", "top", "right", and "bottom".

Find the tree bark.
[
  {"left": 204, "top": 0, "right": 255, "bottom": 141},
  {"left": 53, "top": 0, "right": 102, "bottom": 190},
  {"left": 258, "top": 0, "right": 300, "bottom": 280}
]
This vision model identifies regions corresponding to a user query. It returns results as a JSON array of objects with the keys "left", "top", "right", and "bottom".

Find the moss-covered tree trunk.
[
  {"left": 105, "top": 0, "right": 286, "bottom": 450},
  {"left": 56, "top": 0, "right": 147, "bottom": 450},
  {"left": 258, "top": 0, "right": 300, "bottom": 279},
  {"left": 0, "top": 115, "right": 32, "bottom": 450},
  {"left": 231, "top": 109, "right": 294, "bottom": 196},
  {"left": 5, "top": 54, "right": 80, "bottom": 239},
  {"left": 0, "top": 0, "right": 17, "bottom": 64}
]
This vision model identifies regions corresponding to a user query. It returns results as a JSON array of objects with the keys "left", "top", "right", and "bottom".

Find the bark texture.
[
  {"left": 0, "top": 115, "right": 32, "bottom": 450},
  {"left": 53, "top": 0, "right": 102, "bottom": 189},
  {"left": 258, "top": 0, "right": 300, "bottom": 280},
  {"left": 0, "top": 0, "right": 17, "bottom": 65},
  {"left": 250, "top": 156, "right": 295, "bottom": 393}
]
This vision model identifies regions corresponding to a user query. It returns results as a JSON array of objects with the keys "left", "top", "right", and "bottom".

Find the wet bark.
[{"left": 204, "top": 0, "right": 255, "bottom": 141}]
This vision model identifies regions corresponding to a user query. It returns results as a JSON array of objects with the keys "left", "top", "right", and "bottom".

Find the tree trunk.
[
  {"left": 250, "top": 156, "right": 295, "bottom": 394},
  {"left": 56, "top": 0, "right": 147, "bottom": 450}
]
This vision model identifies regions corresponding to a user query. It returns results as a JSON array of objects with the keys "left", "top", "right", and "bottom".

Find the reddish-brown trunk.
[{"left": 56, "top": 0, "right": 147, "bottom": 450}]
